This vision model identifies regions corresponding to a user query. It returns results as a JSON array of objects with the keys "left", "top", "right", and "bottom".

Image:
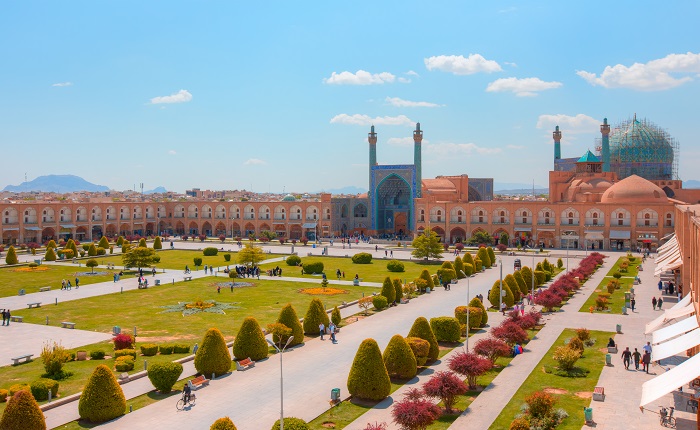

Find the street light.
[
  {"left": 531, "top": 253, "right": 535, "bottom": 304},
  {"left": 460, "top": 270, "right": 471, "bottom": 352},
  {"left": 267, "top": 336, "right": 294, "bottom": 430},
  {"left": 498, "top": 257, "right": 503, "bottom": 314}
]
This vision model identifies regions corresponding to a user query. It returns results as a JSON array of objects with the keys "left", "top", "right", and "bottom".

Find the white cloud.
[
  {"left": 323, "top": 70, "right": 395, "bottom": 85},
  {"left": 424, "top": 54, "right": 502, "bottom": 75},
  {"left": 385, "top": 97, "right": 441, "bottom": 108},
  {"left": 577, "top": 52, "right": 700, "bottom": 91},
  {"left": 52, "top": 82, "right": 73, "bottom": 87},
  {"left": 386, "top": 137, "right": 431, "bottom": 147},
  {"left": 536, "top": 114, "right": 599, "bottom": 133},
  {"left": 406, "top": 70, "right": 419, "bottom": 77},
  {"left": 504, "top": 62, "right": 518, "bottom": 67},
  {"left": 330, "top": 114, "right": 414, "bottom": 126},
  {"left": 168, "top": 150, "right": 177, "bottom": 155},
  {"left": 150, "top": 89, "right": 193, "bottom": 104},
  {"left": 426, "top": 142, "right": 502, "bottom": 156},
  {"left": 506, "top": 144, "right": 524, "bottom": 150},
  {"left": 486, "top": 77, "right": 562, "bottom": 96},
  {"left": 398, "top": 77, "right": 411, "bottom": 84},
  {"left": 244, "top": 158, "right": 266, "bottom": 165}
]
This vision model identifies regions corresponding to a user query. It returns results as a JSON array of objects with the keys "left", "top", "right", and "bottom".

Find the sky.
[{"left": 1, "top": 1, "right": 699, "bottom": 193}]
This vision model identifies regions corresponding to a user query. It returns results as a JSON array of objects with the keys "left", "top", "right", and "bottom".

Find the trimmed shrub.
[
  {"left": 113, "top": 333, "right": 135, "bottom": 350},
  {"left": 352, "top": 252, "right": 373, "bottom": 264},
  {"left": 44, "top": 247, "right": 57, "bottom": 261},
  {"left": 115, "top": 356, "right": 134, "bottom": 371},
  {"left": 271, "top": 418, "right": 309, "bottom": 430},
  {"left": 276, "top": 304, "right": 304, "bottom": 347},
  {"left": 193, "top": 257, "right": 203, "bottom": 267},
  {"left": 487, "top": 247, "right": 497, "bottom": 265},
  {"left": 159, "top": 344, "right": 175, "bottom": 355},
  {"left": 153, "top": 236, "right": 162, "bottom": 250},
  {"left": 0, "top": 389, "right": 6, "bottom": 403},
  {"left": 462, "top": 252, "right": 475, "bottom": 268},
  {"left": 194, "top": 328, "right": 232, "bottom": 378},
  {"left": 382, "top": 335, "right": 417, "bottom": 379},
  {"left": 474, "top": 258, "right": 483, "bottom": 272},
  {"left": 233, "top": 317, "right": 269, "bottom": 361},
  {"left": 223, "top": 253, "right": 231, "bottom": 262},
  {"left": 455, "top": 306, "right": 482, "bottom": 331},
  {"left": 347, "top": 338, "right": 391, "bottom": 401},
  {"left": 422, "top": 371, "right": 468, "bottom": 413},
  {"left": 387, "top": 260, "right": 404, "bottom": 272},
  {"left": 513, "top": 270, "right": 529, "bottom": 296},
  {"left": 469, "top": 296, "right": 488, "bottom": 326},
  {"left": 173, "top": 344, "right": 190, "bottom": 354},
  {"left": 138, "top": 238, "right": 147, "bottom": 248},
  {"left": 331, "top": 306, "right": 342, "bottom": 326},
  {"left": 78, "top": 364, "right": 126, "bottom": 422},
  {"left": 30, "top": 378, "right": 59, "bottom": 401},
  {"left": 0, "top": 390, "right": 45, "bottom": 430},
  {"left": 407, "top": 317, "right": 439, "bottom": 362},
  {"left": 437, "top": 268, "right": 456, "bottom": 285},
  {"left": 380, "top": 277, "right": 396, "bottom": 304},
  {"left": 90, "top": 350, "right": 105, "bottom": 360},
  {"left": 504, "top": 274, "right": 520, "bottom": 301},
  {"left": 534, "top": 270, "right": 545, "bottom": 285},
  {"left": 393, "top": 278, "right": 403, "bottom": 302},
  {"left": 449, "top": 352, "right": 492, "bottom": 389},
  {"left": 372, "top": 295, "right": 388, "bottom": 310},
  {"left": 454, "top": 256, "right": 465, "bottom": 278},
  {"left": 87, "top": 243, "right": 97, "bottom": 257},
  {"left": 114, "top": 349, "right": 137, "bottom": 359},
  {"left": 489, "top": 280, "right": 514, "bottom": 308},
  {"left": 476, "top": 247, "right": 491, "bottom": 268},
  {"left": 418, "top": 269, "right": 434, "bottom": 291},
  {"left": 96, "top": 247, "right": 106, "bottom": 256},
  {"left": 285, "top": 255, "right": 301, "bottom": 266},
  {"left": 148, "top": 362, "right": 183, "bottom": 393},
  {"left": 9, "top": 384, "right": 30, "bottom": 396},
  {"left": 5, "top": 246, "right": 18, "bottom": 265},
  {"left": 406, "top": 337, "right": 430, "bottom": 366},
  {"left": 303, "top": 261, "right": 324, "bottom": 274},
  {"left": 211, "top": 417, "right": 238, "bottom": 430},
  {"left": 302, "top": 299, "right": 330, "bottom": 335},
  {"left": 553, "top": 346, "right": 580, "bottom": 371},
  {"left": 203, "top": 247, "right": 219, "bottom": 256},
  {"left": 430, "top": 317, "right": 461, "bottom": 342},
  {"left": 462, "top": 262, "right": 474, "bottom": 277},
  {"left": 140, "top": 344, "right": 158, "bottom": 356}
]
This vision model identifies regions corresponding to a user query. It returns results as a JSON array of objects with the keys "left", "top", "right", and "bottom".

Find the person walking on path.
[
  {"left": 652, "top": 296, "right": 657, "bottom": 310},
  {"left": 1, "top": 309, "right": 5, "bottom": 326},
  {"left": 642, "top": 351, "right": 651, "bottom": 373},
  {"left": 621, "top": 347, "right": 632, "bottom": 370},
  {"left": 319, "top": 323, "right": 325, "bottom": 341},
  {"left": 658, "top": 280, "right": 663, "bottom": 293},
  {"left": 658, "top": 296, "right": 663, "bottom": 310},
  {"left": 630, "top": 297, "right": 636, "bottom": 312},
  {"left": 75, "top": 277, "right": 80, "bottom": 289},
  {"left": 632, "top": 348, "right": 641, "bottom": 370},
  {"left": 329, "top": 322, "right": 337, "bottom": 343},
  {"left": 2, "top": 309, "right": 10, "bottom": 326},
  {"left": 501, "top": 302, "right": 506, "bottom": 315}
]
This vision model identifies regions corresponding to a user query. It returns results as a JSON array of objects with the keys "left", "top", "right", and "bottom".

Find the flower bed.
[{"left": 299, "top": 287, "right": 349, "bottom": 295}]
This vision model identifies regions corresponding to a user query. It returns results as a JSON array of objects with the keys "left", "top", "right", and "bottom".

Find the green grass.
[
  {"left": 92, "top": 249, "right": 285, "bottom": 271},
  {"left": 0, "top": 264, "right": 121, "bottom": 297},
  {"left": 579, "top": 256, "right": 640, "bottom": 314},
  {"left": 259, "top": 255, "right": 444, "bottom": 284},
  {"left": 14, "top": 278, "right": 379, "bottom": 342},
  {"left": 489, "top": 329, "right": 613, "bottom": 430}
]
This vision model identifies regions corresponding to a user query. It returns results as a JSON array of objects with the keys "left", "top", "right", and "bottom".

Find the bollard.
[
  {"left": 134, "top": 326, "right": 137, "bottom": 337},
  {"left": 173, "top": 279, "right": 175, "bottom": 285},
  {"left": 48, "top": 390, "right": 52, "bottom": 402},
  {"left": 121, "top": 287, "right": 123, "bottom": 294},
  {"left": 46, "top": 316, "right": 49, "bottom": 325},
  {"left": 55, "top": 298, "right": 58, "bottom": 305},
  {"left": 144, "top": 360, "right": 147, "bottom": 371},
  {"left": 212, "top": 372, "right": 215, "bottom": 380},
  {"left": 129, "top": 405, "right": 133, "bottom": 413}
]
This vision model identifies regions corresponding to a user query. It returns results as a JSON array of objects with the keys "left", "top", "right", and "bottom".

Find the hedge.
[
  {"left": 203, "top": 247, "right": 219, "bottom": 256},
  {"left": 347, "top": 338, "right": 391, "bottom": 400},
  {"left": 8, "top": 384, "right": 29, "bottom": 396},
  {"left": 351, "top": 252, "right": 372, "bottom": 264},
  {"left": 194, "top": 328, "right": 232, "bottom": 378},
  {"left": 233, "top": 317, "right": 269, "bottom": 361},
  {"left": 0, "top": 390, "right": 45, "bottom": 430},
  {"left": 78, "top": 364, "right": 126, "bottom": 423},
  {"left": 30, "top": 378, "right": 59, "bottom": 401},
  {"left": 430, "top": 317, "right": 461, "bottom": 342},
  {"left": 372, "top": 295, "right": 388, "bottom": 310},
  {"left": 173, "top": 344, "right": 190, "bottom": 354},
  {"left": 115, "top": 356, "right": 134, "bottom": 372},
  {"left": 271, "top": 418, "right": 309, "bottom": 430},
  {"left": 387, "top": 260, "right": 405, "bottom": 272},
  {"left": 302, "top": 261, "right": 324, "bottom": 274},
  {"left": 285, "top": 255, "right": 301, "bottom": 266},
  {"left": 90, "top": 350, "right": 105, "bottom": 360},
  {"left": 148, "top": 362, "right": 184, "bottom": 393},
  {"left": 382, "top": 335, "right": 417, "bottom": 379},
  {"left": 114, "top": 349, "right": 137, "bottom": 359},
  {"left": 159, "top": 344, "right": 175, "bottom": 355},
  {"left": 406, "top": 337, "right": 430, "bottom": 366},
  {"left": 407, "top": 317, "right": 439, "bottom": 362},
  {"left": 140, "top": 344, "right": 158, "bottom": 356},
  {"left": 211, "top": 417, "right": 238, "bottom": 430}
]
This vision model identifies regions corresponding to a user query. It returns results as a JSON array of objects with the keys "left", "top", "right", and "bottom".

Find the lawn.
[
  {"left": 90, "top": 249, "right": 286, "bottom": 271},
  {"left": 579, "top": 256, "right": 640, "bottom": 314},
  {"left": 259, "top": 255, "right": 444, "bottom": 284},
  {"left": 0, "top": 264, "right": 120, "bottom": 298},
  {"left": 14, "top": 278, "right": 380, "bottom": 342},
  {"left": 489, "top": 329, "right": 613, "bottom": 429}
]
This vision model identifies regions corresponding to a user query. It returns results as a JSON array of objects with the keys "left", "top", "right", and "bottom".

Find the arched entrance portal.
[{"left": 374, "top": 174, "right": 412, "bottom": 237}]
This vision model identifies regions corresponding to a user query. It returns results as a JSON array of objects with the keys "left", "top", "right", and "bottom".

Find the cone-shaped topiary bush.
[
  {"left": 487, "top": 247, "right": 496, "bottom": 267},
  {"left": 0, "top": 389, "right": 45, "bottom": 430},
  {"left": 463, "top": 252, "right": 475, "bottom": 269},
  {"left": 233, "top": 317, "right": 268, "bottom": 361},
  {"left": 418, "top": 269, "right": 434, "bottom": 291},
  {"left": 521, "top": 266, "right": 534, "bottom": 289},
  {"left": 347, "top": 338, "right": 391, "bottom": 401},
  {"left": 87, "top": 243, "right": 97, "bottom": 257},
  {"left": 5, "top": 246, "right": 18, "bottom": 265},
  {"left": 148, "top": 362, "right": 183, "bottom": 393},
  {"left": 276, "top": 304, "right": 304, "bottom": 346},
  {"left": 476, "top": 247, "right": 491, "bottom": 268},
  {"left": 47, "top": 239, "right": 57, "bottom": 249},
  {"left": 393, "top": 278, "right": 403, "bottom": 302},
  {"left": 98, "top": 236, "right": 109, "bottom": 249},
  {"left": 489, "top": 279, "right": 514, "bottom": 308},
  {"left": 454, "top": 256, "right": 465, "bottom": 278},
  {"left": 116, "top": 236, "right": 124, "bottom": 246},
  {"left": 513, "top": 270, "right": 529, "bottom": 296},
  {"left": 302, "top": 299, "right": 330, "bottom": 335},
  {"left": 380, "top": 276, "right": 396, "bottom": 304},
  {"left": 331, "top": 306, "right": 341, "bottom": 326},
  {"left": 44, "top": 247, "right": 57, "bottom": 261},
  {"left": 78, "top": 364, "right": 126, "bottom": 423},
  {"left": 469, "top": 297, "right": 488, "bottom": 326},
  {"left": 406, "top": 337, "right": 430, "bottom": 366},
  {"left": 271, "top": 418, "right": 309, "bottom": 430},
  {"left": 153, "top": 236, "right": 162, "bottom": 250},
  {"left": 382, "top": 334, "right": 417, "bottom": 379},
  {"left": 194, "top": 328, "right": 232, "bottom": 378},
  {"left": 505, "top": 274, "right": 520, "bottom": 302},
  {"left": 407, "top": 317, "right": 439, "bottom": 363},
  {"left": 211, "top": 417, "right": 238, "bottom": 430}
]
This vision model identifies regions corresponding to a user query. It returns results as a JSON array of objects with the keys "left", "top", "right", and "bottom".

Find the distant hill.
[
  {"left": 144, "top": 186, "right": 168, "bottom": 194},
  {"left": 683, "top": 180, "right": 700, "bottom": 189},
  {"left": 495, "top": 182, "right": 547, "bottom": 192},
  {"left": 3, "top": 175, "right": 110, "bottom": 193},
  {"left": 320, "top": 186, "right": 366, "bottom": 195},
  {"left": 497, "top": 188, "right": 549, "bottom": 195}
]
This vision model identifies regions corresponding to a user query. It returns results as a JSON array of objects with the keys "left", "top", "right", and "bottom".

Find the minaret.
[
  {"left": 553, "top": 125, "right": 562, "bottom": 163},
  {"left": 368, "top": 125, "right": 377, "bottom": 197},
  {"left": 600, "top": 118, "right": 611, "bottom": 172},
  {"left": 413, "top": 122, "right": 423, "bottom": 197}
]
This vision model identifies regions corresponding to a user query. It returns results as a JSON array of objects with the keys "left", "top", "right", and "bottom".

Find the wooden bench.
[
  {"left": 235, "top": 357, "right": 255, "bottom": 371},
  {"left": 39, "top": 286, "right": 51, "bottom": 292},
  {"left": 11, "top": 354, "right": 33, "bottom": 365},
  {"left": 10, "top": 316, "right": 23, "bottom": 323},
  {"left": 184, "top": 276, "right": 193, "bottom": 282},
  {"left": 27, "top": 302, "right": 41, "bottom": 309},
  {"left": 593, "top": 386, "right": 605, "bottom": 401},
  {"left": 188, "top": 375, "right": 210, "bottom": 390},
  {"left": 61, "top": 322, "right": 76, "bottom": 329}
]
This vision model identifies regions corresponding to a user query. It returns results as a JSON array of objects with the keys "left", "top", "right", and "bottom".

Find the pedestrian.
[
  {"left": 4, "top": 309, "right": 9, "bottom": 326},
  {"left": 204, "top": 265, "right": 207, "bottom": 274},
  {"left": 621, "top": 347, "right": 632, "bottom": 369},
  {"left": 113, "top": 273, "right": 117, "bottom": 283},
  {"left": 658, "top": 280, "right": 663, "bottom": 293},
  {"left": 658, "top": 296, "right": 663, "bottom": 310},
  {"left": 632, "top": 348, "right": 641, "bottom": 370},
  {"left": 630, "top": 298, "right": 636, "bottom": 312},
  {"left": 1, "top": 309, "right": 5, "bottom": 326},
  {"left": 75, "top": 277, "right": 80, "bottom": 289},
  {"left": 652, "top": 296, "right": 657, "bottom": 310},
  {"left": 329, "top": 322, "right": 337, "bottom": 343},
  {"left": 520, "top": 303, "right": 525, "bottom": 316},
  {"left": 501, "top": 301, "right": 506, "bottom": 315},
  {"left": 385, "top": 250, "right": 387, "bottom": 257},
  {"left": 217, "top": 286, "right": 221, "bottom": 294},
  {"left": 642, "top": 351, "right": 651, "bottom": 373},
  {"left": 152, "top": 267, "right": 156, "bottom": 277},
  {"left": 390, "top": 250, "right": 393, "bottom": 257},
  {"left": 319, "top": 322, "right": 325, "bottom": 340},
  {"left": 193, "top": 343, "right": 198, "bottom": 355}
]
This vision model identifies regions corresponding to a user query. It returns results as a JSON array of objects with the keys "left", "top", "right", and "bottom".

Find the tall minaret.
[
  {"left": 413, "top": 122, "right": 423, "bottom": 197},
  {"left": 368, "top": 125, "right": 377, "bottom": 196},
  {"left": 553, "top": 125, "right": 562, "bottom": 167},
  {"left": 600, "top": 118, "right": 611, "bottom": 172}
]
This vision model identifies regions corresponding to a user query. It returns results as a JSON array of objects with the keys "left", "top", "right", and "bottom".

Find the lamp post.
[
  {"left": 499, "top": 258, "right": 503, "bottom": 314},
  {"left": 460, "top": 270, "right": 470, "bottom": 352},
  {"left": 267, "top": 336, "right": 294, "bottom": 430},
  {"left": 531, "top": 253, "right": 535, "bottom": 304}
]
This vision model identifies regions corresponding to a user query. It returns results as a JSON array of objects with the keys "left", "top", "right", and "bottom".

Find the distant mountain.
[
  {"left": 683, "top": 180, "right": 700, "bottom": 189},
  {"left": 3, "top": 175, "right": 110, "bottom": 193},
  {"left": 495, "top": 182, "right": 547, "bottom": 192},
  {"left": 320, "top": 186, "right": 366, "bottom": 195},
  {"left": 144, "top": 186, "right": 167, "bottom": 194}
]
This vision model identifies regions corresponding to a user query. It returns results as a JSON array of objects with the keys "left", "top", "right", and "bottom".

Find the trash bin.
[
  {"left": 605, "top": 353, "right": 611, "bottom": 365},
  {"left": 312, "top": 244, "right": 316, "bottom": 249},
  {"left": 155, "top": 279, "right": 161, "bottom": 286},
  {"left": 616, "top": 324, "right": 622, "bottom": 333},
  {"left": 331, "top": 388, "right": 340, "bottom": 402},
  {"left": 622, "top": 306, "right": 627, "bottom": 315},
  {"left": 583, "top": 407, "right": 593, "bottom": 422},
  {"left": 113, "top": 326, "right": 121, "bottom": 335}
]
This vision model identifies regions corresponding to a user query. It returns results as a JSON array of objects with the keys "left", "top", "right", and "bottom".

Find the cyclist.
[
  {"left": 184, "top": 265, "right": 191, "bottom": 274},
  {"left": 182, "top": 383, "right": 191, "bottom": 404}
]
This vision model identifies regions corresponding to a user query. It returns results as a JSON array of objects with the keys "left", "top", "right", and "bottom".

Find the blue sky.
[{"left": 1, "top": 1, "right": 699, "bottom": 193}]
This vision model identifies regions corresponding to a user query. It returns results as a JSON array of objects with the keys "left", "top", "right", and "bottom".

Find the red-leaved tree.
[
  {"left": 473, "top": 337, "right": 511, "bottom": 364},
  {"left": 113, "top": 333, "right": 135, "bottom": 350},
  {"left": 392, "top": 397, "right": 441, "bottom": 430},
  {"left": 491, "top": 321, "right": 528, "bottom": 346},
  {"left": 422, "top": 371, "right": 468, "bottom": 413},
  {"left": 448, "top": 352, "right": 492, "bottom": 389},
  {"left": 534, "top": 289, "right": 562, "bottom": 312}
]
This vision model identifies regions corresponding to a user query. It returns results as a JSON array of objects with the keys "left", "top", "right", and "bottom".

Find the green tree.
[
  {"left": 476, "top": 247, "right": 491, "bottom": 268},
  {"left": 488, "top": 279, "right": 514, "bottom": 308},
  {"left": 121, "top": 246, "right": 157, "bottom": 269},
  {"left": 153, "top": 236, "right": 163, "bottom": 250},
  {"left": 5, "top": 246, "right": 18, "bottom": 265},
  {"left": 411, "top": 230, "right": 443, "bottom": 261},
  {"left": 382, "top": 334, "right": 417, "bottom": 379},
  {"left": 467, "top": 230, "right": 492, "bottom": 245},
  {"left": 233, "top": 317, "right": 268, "bottom": 361},
  {"left": 0, "top": 389, "right": 46, "bottom": 430},
  {"left": 194, "top": 328, "right": 232, "bottom": 378},
  {"left": 520, "top": 266, "right": 534, "bottom": 290},
  {"left": 86, "top": 259, "right": 99, "bottom": 273},
  {"left": 116, "top": 236, "right": 124, "bottom": 246},
  {"left": 380, "top": 276, "right": 396, "bottom": 304},
  {"left": 407, "top": 317, "right": 439, "bottom": 363},
  {"left": 487, "top": 247, "right": 497, "bottom": 267},
  {"left": 331, "top": 306, "right": 342, "bottom": 326},
  {"left": 276, "top": 304, "right": 304, "bottom": 347},
  {"left": 138, "top": 238, "right": 147, "bottom": 247},
  {"left": 499, "top": 232, "right": 509, "bottom": 246},
  {"left": 237, "top": 242, "right": 266, "bottom": 266},
  {"left": 78, "top": 364, "right": 126, "bottom": 423},
  {"left": 97, "top": 236, "right": 109, "bottom": 249},
  {"left": 87, "top": 243, "right": 97, "bottom": 257},
  {"left": 469, "top": 297, "right": 488, "bottom": 326},
  {"left": 46, "top": 239, "right": 57, "bottom": 249},
  {"left": 393, "top": 278, "right": 403, "bottom": 302},
  {"left": 454, "top": 256, "right": 465, "bottom": 278},
  {"left": 302, "top": 299, "right": 330, "bottom": 335},
  {"left": 211, "top": 417, "right": 238, "bottom": 430},
  {"left": 513, "top": 270, "right": 529, "bottom": 296},
  {"left": 347, "top": 338, "right": 391, "bottom": 400},
  {"left": 44, "top": 247, "right": 57, "bottom": 261}
]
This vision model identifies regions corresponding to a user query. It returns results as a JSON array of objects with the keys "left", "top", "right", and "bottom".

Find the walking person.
[
  {"left": 1, "top": 309, "right": 5, "bottom": 326},
  {"left": 630, "top": 297, "right": 636, "bottom": 312},
  {"left": 319, "top": 322, "right": 325, "bottom": 340},
  {"left": 658, "top": 296, "right": 663, "bottom": 310},
  {"left": 621, "top": 347, "right": 632, "bottom": 370},
  {"left": 4, "top": 309, "right": 9, "bottom": 326},
  {"left": 75, "top": 277, "right": 80, "bottom": 289},
  {"left": 642, "top": 351, "right": 651, "bottom": 373},
  {"left": 501, "top": 301, "right": 506, "bottom": 315},
  {"left": 658, "top": 280, "right": 663, "bottom": 294},
  {"left": 652, "top": 296, "right": 657, "bottom": 310},
  {"left": 329, "top": 322, "right": 337, "bottom": 343},
  {"left": 152, "top": 267, "right": 156, "bottom": 277},
  {"left": 632, "top": 348, "right": 641, "bottom": 370}
]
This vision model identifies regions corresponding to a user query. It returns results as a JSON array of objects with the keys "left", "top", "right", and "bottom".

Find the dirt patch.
[
  {"left": 321, "top": 422, "right": 336, "bottom": 428},
  {"left": 576, "top": 391, "right": 593, "bottom": 399},
  {"left": 598, "top": 348, "right": 610, "bottom": 354},
  {"left": 543, "top": 387, "right": 568, "bottom": 395},
  {"left": 342, "top": 315, "right": 369, "bottom": 326}
]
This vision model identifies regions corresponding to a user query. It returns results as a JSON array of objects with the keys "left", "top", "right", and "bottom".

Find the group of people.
[
  {"left": 112, "top": 271, "right": 124, "bottom": 282},
  {"left": 224, "top": 265, "right": 260, "bottom": 279},
  {"left": 267, "top": 266, "right": 283, "bottom": 277},
  {"left": 61, "top": 278, "right": 78, "bottom": 290},
  {"left": 651, "top": 296, "right": 664, "bottom": 310},
  {"left": 0, "top": 309, "right": 11, "bottom": 326},
  {"left": 319, "top": 322, "right": 338, "bottom": 343},
  {"left": 619, "top": 341, "right": 653, "bottom": 373}
]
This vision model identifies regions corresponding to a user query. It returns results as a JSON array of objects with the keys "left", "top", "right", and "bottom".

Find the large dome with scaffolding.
[{"left": 601, "top": 115, "right": 678, "bottom": 181}]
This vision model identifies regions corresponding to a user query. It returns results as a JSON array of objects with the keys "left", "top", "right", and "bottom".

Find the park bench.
[
  {"left": 27, "top": 302, "right": 41, "bottom": 309},
  {"left": 235, "top": 357, "right": 255, "bottom": 371},
  {"left": 61, "top": 322, "right": 76, "bottom": 329},
  {"left": 592, "top": 386, "right": 605, "bottom": 401},
  {"left": 39, "top": 286, "right": 51, "bottom": 292},
  {"left": 184, "top": 276, "right": 193, "bottom": 281},
  {"left": 11, "top": 354, "right": 33, "bottom": 365},
  {"left": 188, "top": 375, "right": 210, "bottom": 390},
  {"left": 10, "top": 316, "right": 23, "bottom": 323}
]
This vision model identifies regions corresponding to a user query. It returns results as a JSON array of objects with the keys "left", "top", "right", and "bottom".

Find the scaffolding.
[{"left": 595, "top": 115, "right": 678, "bottom": 180}]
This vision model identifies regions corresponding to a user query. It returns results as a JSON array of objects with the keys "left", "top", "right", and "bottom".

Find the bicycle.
[
  {"left": 659, "top": 406, "right": 676, "bottom": 428},
  {"left": 176, "top": 393, "right": 196, "bottom": 411}
]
